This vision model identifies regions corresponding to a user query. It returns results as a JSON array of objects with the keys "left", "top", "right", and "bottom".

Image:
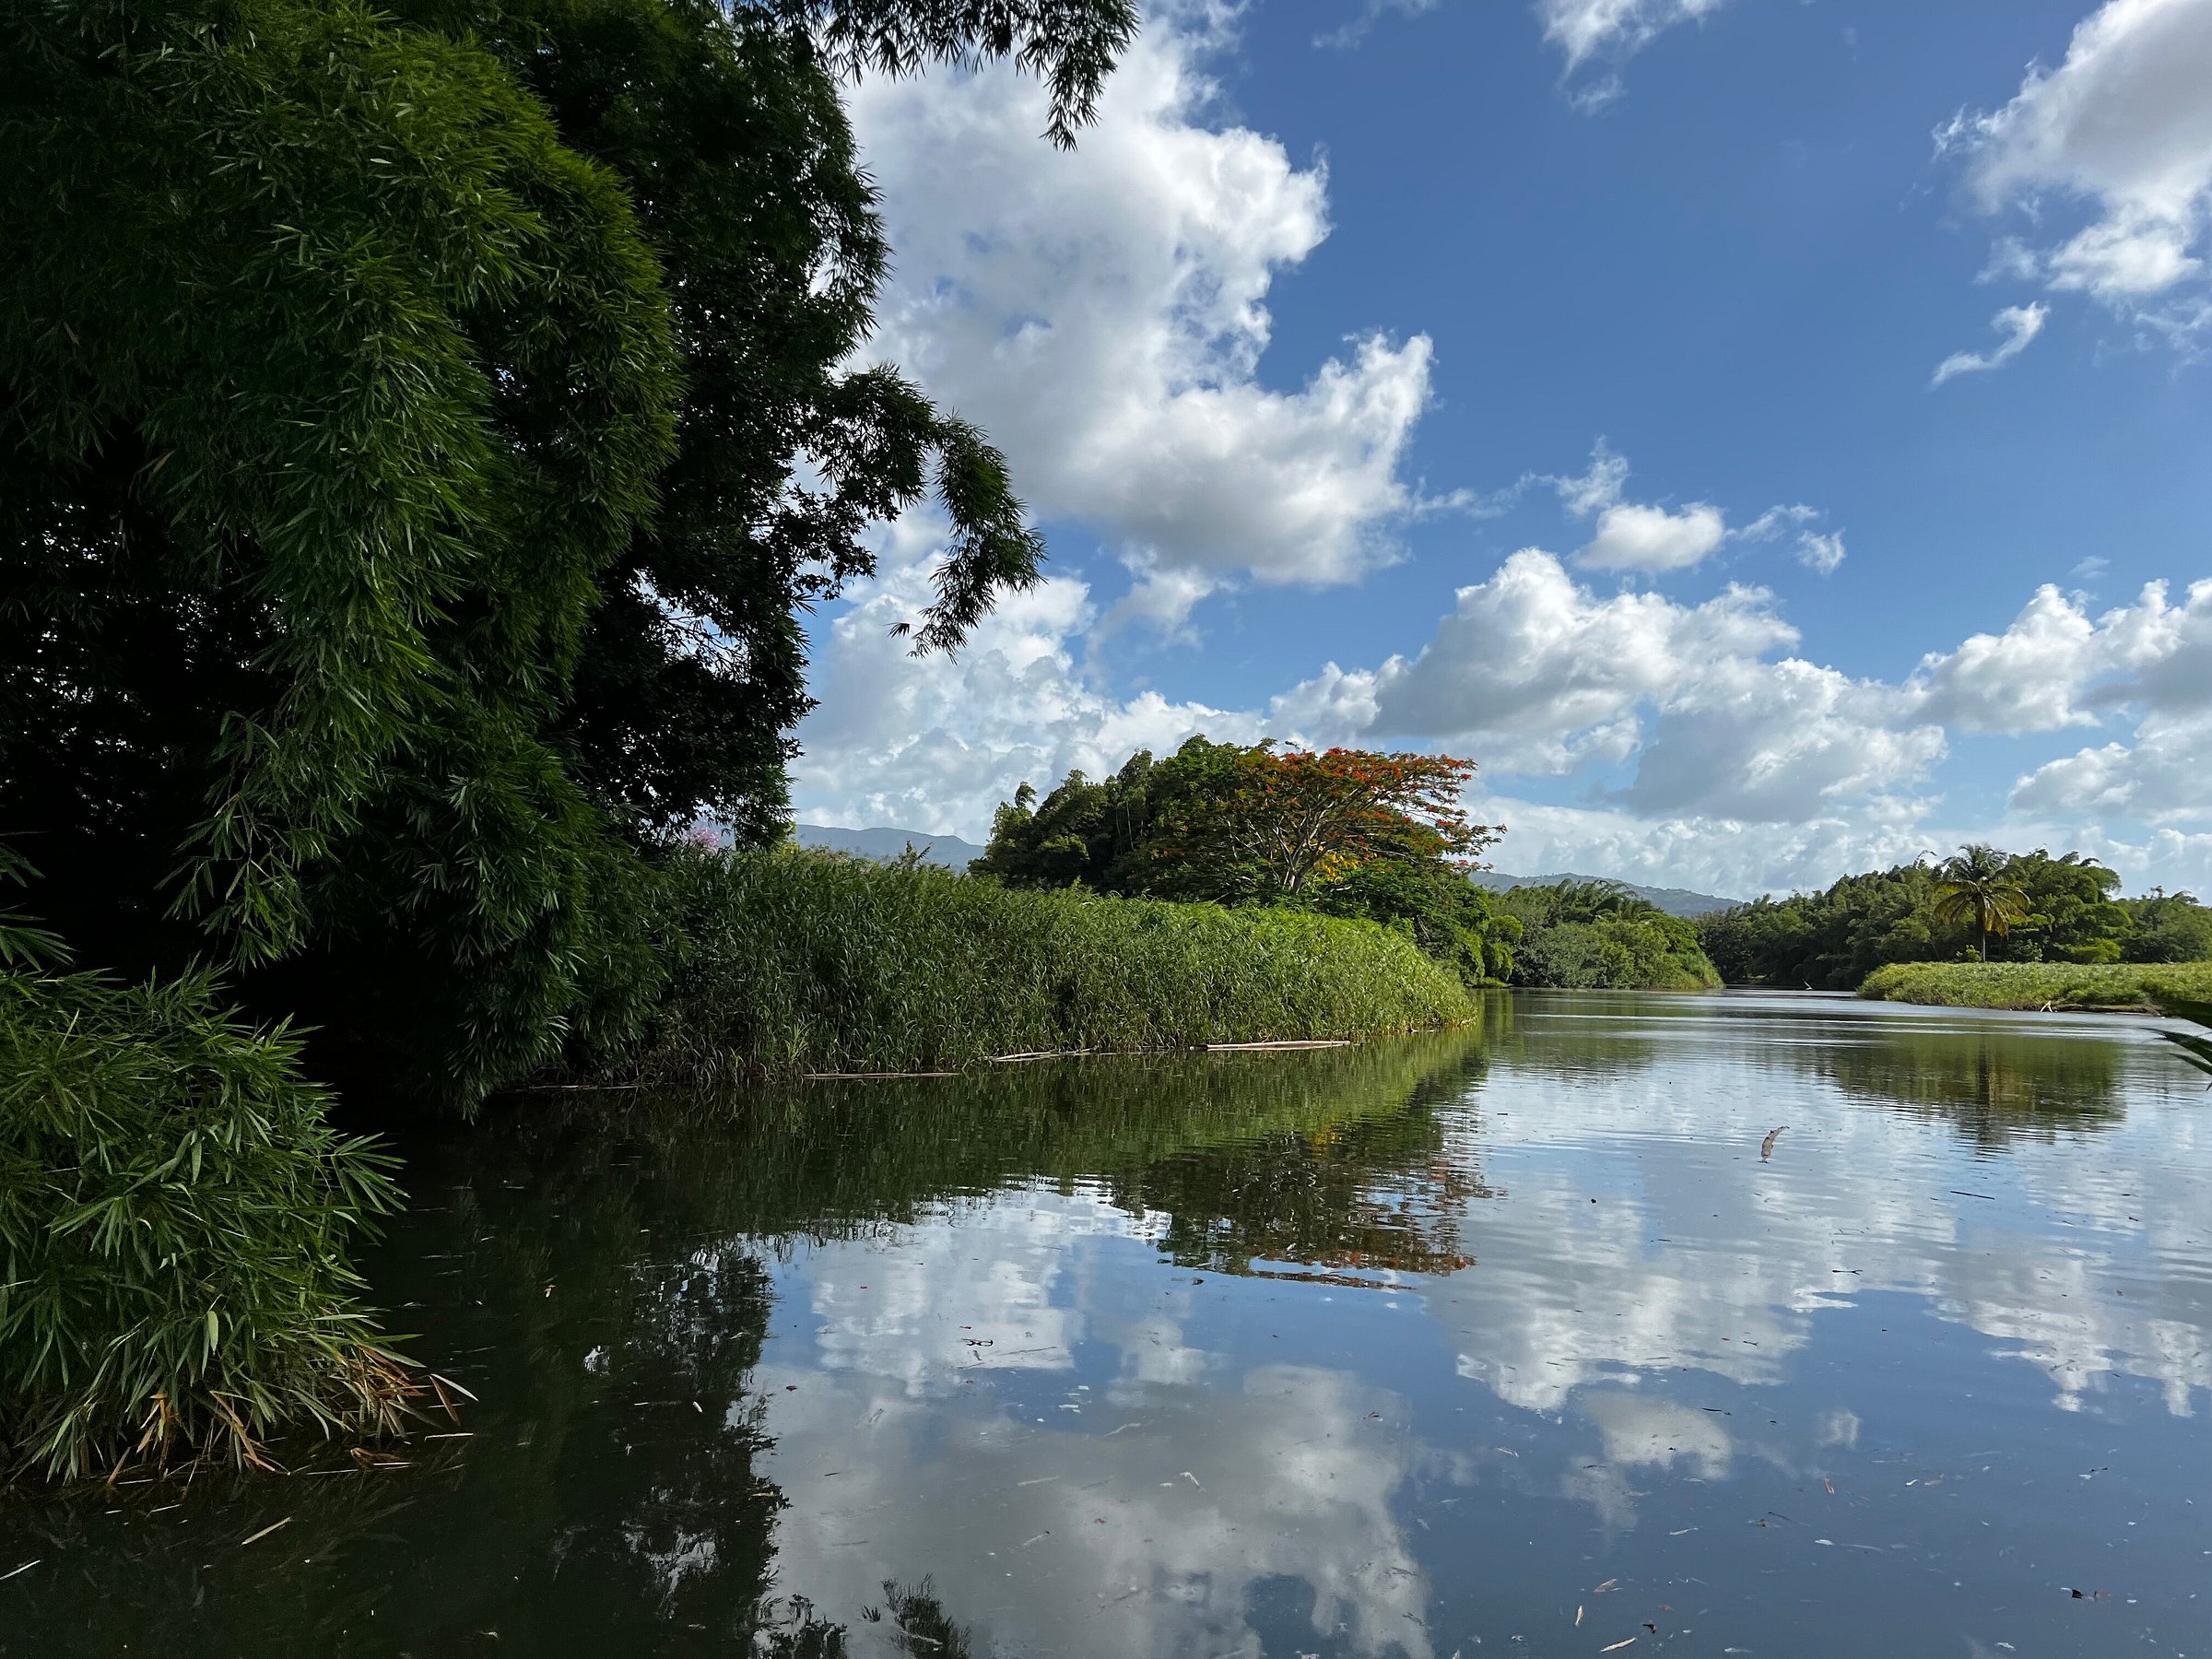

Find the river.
[{"left": 5, "top": 991, "right": 2208, "bottom": 1656}]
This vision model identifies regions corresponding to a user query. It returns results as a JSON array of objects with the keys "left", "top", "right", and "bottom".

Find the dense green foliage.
[
  {"left": 2124, "top": 892, "right": 2212, "bottom": 963},
  {"left": 1858, "top": 960, "right": 2212, "bottom": 1012},
  {"left": 0, "top": 0, "right": 1128, "bottom": 1107},
  {"left": 0, "top": 0, "right": 1134, "bottom": 1476},
  {"left": 971, "top": 739, "right": 1730, "bottom": 993},
  {"left": 0, "top": 909, "right": 409, "bottom": 1479},
  {"left": 973, "top": 736, "right": 1518, "bottom": 983},
  {"left": 1928, "top": 844, "right": 2030, "bottom": 961},
  {"left": 634, "top": 849, "right": 1476, "bottom": 1083},
  {"left": 1493, "top": 880, "right": 1722, "bottom": 991},
  {"left": 1699, "top": 847, "right": 2212, "bottom": 991}
]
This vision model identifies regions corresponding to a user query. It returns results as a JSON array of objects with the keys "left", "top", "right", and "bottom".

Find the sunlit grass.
[
  {"left": 637, "top": 848, "right": 1475, "bottom": 1085},
  {"left": 1857, "top": 960, "right": 2212, "bottom": 1012}
]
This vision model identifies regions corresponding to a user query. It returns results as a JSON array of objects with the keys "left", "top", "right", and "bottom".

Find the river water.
[{"left": 6, "top": 992, "right": 2210, "bottom": 1656}]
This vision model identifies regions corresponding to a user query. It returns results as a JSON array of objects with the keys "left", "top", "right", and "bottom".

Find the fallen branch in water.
[
  {"left": 1206, "top": 1040, "right": 1353, "bottom": 1052},
  {"left": 803, "top": 1070, "right": 963, "bottom": 1080}
]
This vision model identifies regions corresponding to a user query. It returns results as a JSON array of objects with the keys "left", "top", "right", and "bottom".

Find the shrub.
[
  {"left": 0, "top": 961, "right": 413, "bottom": 1479},
  {"left": 1856, "top": 960, "right": 2212, "bottom": 1013}
]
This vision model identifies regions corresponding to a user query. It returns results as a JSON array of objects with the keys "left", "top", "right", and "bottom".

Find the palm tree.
[{"left": 1930, "top": 844, "right": 2030, "bottom": 961}]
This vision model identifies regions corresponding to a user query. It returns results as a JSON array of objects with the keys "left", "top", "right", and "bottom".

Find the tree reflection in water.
[
  {"left": 12, "top": 998, "right": 2197, "bottom": 1658},
  {"left": 0, "top": 1029, "right": 1495, "bottom": 1655}
]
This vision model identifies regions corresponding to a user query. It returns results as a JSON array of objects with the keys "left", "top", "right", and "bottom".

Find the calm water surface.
[{"left": 7, "top": 992, "right": 2212, "bottom": 1656}]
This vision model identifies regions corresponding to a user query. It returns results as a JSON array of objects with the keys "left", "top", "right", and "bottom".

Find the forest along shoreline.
[
  {"left": 1696, "top": 844, "right": 2212, "bottom": 1012},
  {"left": 11, "top": 741, "right": 2212, "bottom": 1480},
  {"left": 13, "top": 735, "right": 2212, "bottom": 1481}
]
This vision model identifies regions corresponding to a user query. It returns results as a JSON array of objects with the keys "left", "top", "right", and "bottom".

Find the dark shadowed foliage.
[
  {"left": 0, "top": 0, "right": 1129, "bottom": 1109},
  {"left": 1494, "top": 880, "right": 1720, "bottom": 991},
  {"left": 0, "top": 862, "right": 410, "bottom": 1479}
]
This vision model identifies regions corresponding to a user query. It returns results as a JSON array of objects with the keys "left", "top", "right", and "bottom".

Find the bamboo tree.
[{"left": 1, "top": 0, "right": 1133, "bottom": 1107}]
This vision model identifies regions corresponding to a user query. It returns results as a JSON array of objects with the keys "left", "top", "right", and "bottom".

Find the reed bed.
[
  {"left": 637, "top": 848, "right": 1475, "bottom": 1085},
  {"left": 1857, "top": 959, "right": 2212, "bottom": 1012}
]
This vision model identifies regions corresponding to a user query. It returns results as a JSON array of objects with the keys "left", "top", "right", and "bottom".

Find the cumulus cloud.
[
  {"left": 1282, "top": 549, "right": 1787, "bottom": 759},
  {"left": 1578, "top": 500, "right": 1731, "bottom": 572},
  {"left": 1911, "top": 575, "right": 2212, "bottom": 730},
  {"left": 1909, "top": 582, "right": 2112, "bottom": 733},
  {"left": 1447, "top": 794, "right": 1942, "bottom": 898},
  {"left": 1930, "top": 302, "right": 2051, "bottom": 386},
  {"left": 851, "top": 6, "right": 1435, "bottom": 626},
  {"left": 1898, "top": 576, "right": 2212, "bottom": 828},
  {"left": 790, "top": 520, "right": 1263, "bottom": 835},
  {"left": 792, "top": 530, "right": 2212, "bottom": 896},
  {"left": 1609, "top": 657, "right": 1940, "bottom": 821},
  {"left": 2011, "top": 719, "right": 2212, "bottom": 821},
  {"left": 1938, "top": 0, "right": 2212, "bottom": 340},
  {"left": 1542, "top": 443, "right": 1841, "bottom": 576},
  {"left": 1999, "top": 578, "right": 2212, "bottom": 822},
  {"left": 1277, "top": 550, "right": 1943, "bottom": 823}
]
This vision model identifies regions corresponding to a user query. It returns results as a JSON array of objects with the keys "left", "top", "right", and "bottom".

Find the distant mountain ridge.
[
  {"left": 1469, "top": 870, "right": 1742, "bottom": 918},
  {"left": 792, "top": 823, "right": 985, "bottom": 868},
  {"left": 794, "top": 827, "right": 1742, "bottom": 915}
]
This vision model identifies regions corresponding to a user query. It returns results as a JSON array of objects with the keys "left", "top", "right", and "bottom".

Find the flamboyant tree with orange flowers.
[
  {"left": 1140, "top": 744, "right": 1498, "bottom": 900},
  {"left": 975, "top": 736, "right": 1517, "bottom": 982}
]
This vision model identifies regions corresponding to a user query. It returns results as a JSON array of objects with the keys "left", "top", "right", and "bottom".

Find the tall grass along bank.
[
  {"left": 0, "top": 962, "right": 415, "bottom": 1480},
  {"left": 638, "top": 850, "right": 1474, "bottom": 1085},
  {"left": 1858, "top": 960, "right": 2212, "bottom": 1013}
]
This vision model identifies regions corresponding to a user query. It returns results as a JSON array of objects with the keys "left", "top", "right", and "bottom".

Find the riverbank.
[
  {"left": 631, "top": 849, "right": 1476, "bottom": 1086},
  {"left": 1857, "top": 960, "right": 2212, "bottom": 1012}
]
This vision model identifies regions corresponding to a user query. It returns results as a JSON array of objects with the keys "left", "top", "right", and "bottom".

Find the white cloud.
[
  {"left": 851, "top": 6, "right": 1435, "bottom": 626},
  {"left": 792, "top": 533, "right": 2212, "bottom": 898},
  {"left": 1544, "top": 443, "right": 1841, "bottom": 575},
  {"left": 1930, "top": 302, "right": 2051, "bottom": 386},
  {"left": 1579, "top": 500, "right": 1731, "bottom": 572},
  {"left": 1795, "top": 530, "right": 1848, "bottom": 575},
  {"left": 1287, "top": 548, "right": 1792, "bottom": 759},
  {"left": 1907, "top": 575, "right": 2212, "bottom": 828},
  {"left": 2011, "top": 716, "right": 2212, "bottom": 821},
  {"left": 1536, "top": 0, "right": 1735, "bottom": 103},
  {"left": 1453, "top": 793, "right": 1942, "bottom": 897},
  {"left": 790, "top": 520, "right": 1263, "bottom": 835},
  {"left": 1277, "top": 550, "right": 1943, "bottom": 825},
  {"left": 1313, "top": 0, "right": 1438, "bottom": 52},
  {"left": 1607, "top": 655, "right": 1941, "bottom": 821},
  {"left": 1910, "top": 582, "right": 2111, "bottom": 733},
  {"left": 1912, "top": 576, "right": 2212, "bottom": 732},
  {"left": 1939, "top": 0, "right": 2212, "bottom": 339}
]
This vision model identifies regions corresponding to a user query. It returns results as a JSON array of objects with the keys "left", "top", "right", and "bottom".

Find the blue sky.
[{"left": 789, "top": 0, "right": 2212, "bottom": 899}]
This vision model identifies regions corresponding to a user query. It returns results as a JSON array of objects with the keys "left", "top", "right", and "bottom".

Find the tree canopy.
[
  {"left": 0, "top": 0, "right": 1132, "bottom": 1106},
  {"left": 974, "top": 736, "right": 1520, "bottom": 983},
  {"left": 1697, "top": 845, "right": 2206, "bottom": 991},
  {"left": 1491, "top": 879, "right": 1720, "bottom": 992},
  {"left": 1931, "top": 845, "right": 2031, "bottom": 961}
]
